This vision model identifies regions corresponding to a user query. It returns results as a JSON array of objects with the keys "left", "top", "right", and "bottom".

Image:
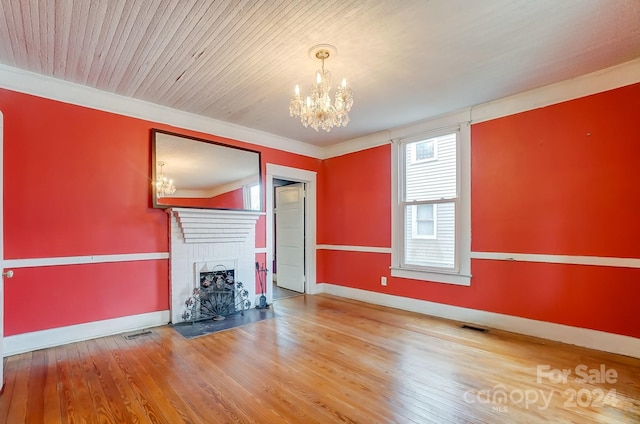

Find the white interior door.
[{"left": 275, "top": 183, "right": 305, "bottom": 293}]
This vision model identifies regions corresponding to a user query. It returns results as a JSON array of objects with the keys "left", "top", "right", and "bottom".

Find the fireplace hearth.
[{"left": 182, "top": 267, "right": 251, "bottom": 323}]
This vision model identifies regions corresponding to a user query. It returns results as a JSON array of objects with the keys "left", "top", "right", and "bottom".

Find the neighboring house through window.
[
  {"left": 412, "top": 204, "right": 437, "bottom": 239},
  {"left": 411, "top": 139, "right": 437, "bottom": 163}
]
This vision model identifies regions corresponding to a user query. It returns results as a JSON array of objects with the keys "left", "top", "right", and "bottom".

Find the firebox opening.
[{"left": 182, "top": 266, "right": 251, "bottom": 324}]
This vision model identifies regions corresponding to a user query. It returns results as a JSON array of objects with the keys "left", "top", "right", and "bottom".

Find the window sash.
[
  {"left": 402, "top": 199, "right": 457, "bottom": 271},
  {"left": 404, "top": 133, "right": 457, "bottom": 202},
  {"left": 398, "top": 130, "right": 459, "bottom": 274}
]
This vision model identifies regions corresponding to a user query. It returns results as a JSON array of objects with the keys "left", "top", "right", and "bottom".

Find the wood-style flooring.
[
  {"left": 1, "top": 294, "right": 638, "bottom": 423},
  {"left": 272, "top": 282, "right": 303, "bottom": 300}
]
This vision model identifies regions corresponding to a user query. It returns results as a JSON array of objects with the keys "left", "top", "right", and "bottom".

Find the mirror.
[{"left": 151, "top": 129, "right": 262, "bottom": 211}]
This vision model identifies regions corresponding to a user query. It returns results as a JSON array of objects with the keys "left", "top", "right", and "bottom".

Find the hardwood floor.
[
  {"left": 272, "top": 282, "right": 303, "bottom": 300},
  {"left": 1, "top": 294, "right": 638, "bottom": 423}
]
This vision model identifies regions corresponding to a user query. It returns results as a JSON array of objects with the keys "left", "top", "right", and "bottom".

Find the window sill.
[{"left": 390, "top": 267, "right": 471, "bottom": 286}]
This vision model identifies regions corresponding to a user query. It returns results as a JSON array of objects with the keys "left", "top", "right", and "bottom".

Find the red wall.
[
  {"left": 162, "top": 188, "right": 244, "bottom": 209},
  {"left": 4, "top": 81, "right": 638, "bottom": 341},
  {"left": 318, "top": 145, "right": 391, "bottom": 247},
  {"left": 4, "top": 261, "right": 169, "bottom": 334},
  {"left": 0, "top": 88, "right": 320, "bottom": 336},
  {"left": 472, "top": 85, "right": 640, "bottom": 257},
  {"left": 317, "top": 83, "right": 640, "bottom": 339}
]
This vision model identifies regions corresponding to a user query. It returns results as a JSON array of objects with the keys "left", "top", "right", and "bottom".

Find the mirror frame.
[{"left": 151, "top": 129, "right": 263, "bottom": 211}]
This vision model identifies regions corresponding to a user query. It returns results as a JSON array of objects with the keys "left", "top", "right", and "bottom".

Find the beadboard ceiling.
[{"left": 0, "top": 0, "right": 639, "bottom": 147}]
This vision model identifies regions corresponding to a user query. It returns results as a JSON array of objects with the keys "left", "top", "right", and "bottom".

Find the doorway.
[
  {"left": 265, "top": 164, "right": 317, "bottom": 304},
  {"left": 273, "top": 180, "right": 305, "bottom": 299},
  {"left": 1, "top": 110, "right": 4, "bottom": 388}
]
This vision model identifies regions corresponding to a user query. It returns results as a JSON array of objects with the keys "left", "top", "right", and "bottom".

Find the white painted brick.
[{"left": 167, "top": 208, "right": 262, "bottom": 323}]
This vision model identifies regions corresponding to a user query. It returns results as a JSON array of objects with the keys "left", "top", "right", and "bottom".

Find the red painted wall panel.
[
  {"left": 206, "top": 188, "right": 244, "bottom": 209},
  {"left": 255, "top": 215, "right": 266, "bottom": 249},
  {"left": 318, "top": 145, "right": 391, "bottom": 247},
  {"left": 471, "top": 83, "right": 640, "bottom": 257},
  {"left": 3, "top": 260, "right": 169, "bottom": 336},
  {"left": 164, "top": 188, "right": 244, "bottom": 209},
  {"left": 465, "top": 260, "right": 639, "bottom": 338},
  {"left": 317, "top": 250, "right": 391, "bottom": 293},
  {"left": 1, "top": 89, "right": 168, "bottom": 259}
]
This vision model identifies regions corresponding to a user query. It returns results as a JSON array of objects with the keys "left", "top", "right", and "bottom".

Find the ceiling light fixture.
[
  {"left": 155, "top": 161, "right": 176, "bottom": 198},
  {"left": 289, "top": 44, "right": 354, "bottom": 132}
]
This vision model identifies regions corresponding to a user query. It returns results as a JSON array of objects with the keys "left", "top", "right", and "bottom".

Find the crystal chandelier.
[
  {"left": 289, "top": 44, "right": 354, "bottom": 132},
  {"left": 155, "top": 161, "right": 176, "bottom": 198}
]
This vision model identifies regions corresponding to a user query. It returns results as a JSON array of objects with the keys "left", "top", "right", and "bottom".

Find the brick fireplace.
[{"left": 167, "top": 208, "right": 263, "bottom": 324}]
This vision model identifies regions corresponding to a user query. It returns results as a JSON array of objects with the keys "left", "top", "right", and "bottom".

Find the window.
[
  {"left": 411, "top": 204, "right": 437, "bottom": 239},
  {"left": 403, "top": 133, "right": 456, "bottom": 269},
  {"left": 410, "top": 139, "right": 437, "bottom": 163},
  {"left": 391, "top": 122, "right": 470, "bottom": 286},
  {"left": 243, "top": 183, "right": 261, "bottom": 210}
]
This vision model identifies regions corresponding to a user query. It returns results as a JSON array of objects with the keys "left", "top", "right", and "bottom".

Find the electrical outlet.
[{"left": 381, "top": 276, "right": 387, "bottom": 286}]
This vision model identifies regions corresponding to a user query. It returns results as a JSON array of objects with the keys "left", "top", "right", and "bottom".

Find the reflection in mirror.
[{"left": 151, "top": 129, "right": 262, "bottom": 211}]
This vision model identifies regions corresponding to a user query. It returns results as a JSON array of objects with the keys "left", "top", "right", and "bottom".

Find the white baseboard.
[
  {"left": 317, "top": 284, "right": 640, "bottom": 359},
  {"left": 3, "top": 310, "right": 170, "bottom": 357}
]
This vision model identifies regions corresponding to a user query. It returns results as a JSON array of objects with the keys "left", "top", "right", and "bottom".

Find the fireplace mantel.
[{"left": 169, "top": 208, "right": 263, "bottom": 243}]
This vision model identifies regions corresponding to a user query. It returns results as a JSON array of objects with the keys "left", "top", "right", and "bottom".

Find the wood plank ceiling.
[{"left": 0, "top": 0, "right": 639, "bottom": 147}]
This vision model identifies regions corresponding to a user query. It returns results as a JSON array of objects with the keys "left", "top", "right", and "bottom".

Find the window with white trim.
[{"left": 392, "top": 123, "right": 471, "bottom": 286}]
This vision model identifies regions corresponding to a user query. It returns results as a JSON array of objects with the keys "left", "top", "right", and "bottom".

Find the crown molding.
[
  {"left": 0, "top": 64, "right": 324, "bottom": 159},
  {"left": 2, "top": 59, "right": 638, "bottom": 162},
  {"left": 470, "top": 58, "right": 640, "bottom": 124},
  {"left": 320, "top": 130, "right": 392, "bottom": 159}
]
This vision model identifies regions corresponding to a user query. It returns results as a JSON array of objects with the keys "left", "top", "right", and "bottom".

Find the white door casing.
[
  {"left": 1, "top": 110, "right": 4, "bottom": 390},
  {"left": 265, "top": 164, "right": 317, "bottom": 303},
  {"left": 275, "top": 183, "right": 305, "bottom": 293}
]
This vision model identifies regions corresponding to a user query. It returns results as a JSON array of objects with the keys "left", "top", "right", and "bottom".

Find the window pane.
[
  {"left": 410, "top": 204, "right": 435, "bottom": 238},
  {"left": 417, "top": 221, "right": 434, "bottom": 235},
  {"left": 415, "top": 141, "right": 434, "bottom": 161},
  {"left": 405, "top": 202, "right": 455, "bottom": 268},
  {"left": 416, "top": 204, "right": 434, "bottom": 220},
  {"left": 250, "top": 184, "right": 260, "bottom": 210},
  {"left": 405, "top": 133, "right": 457, "bottom": 202}
]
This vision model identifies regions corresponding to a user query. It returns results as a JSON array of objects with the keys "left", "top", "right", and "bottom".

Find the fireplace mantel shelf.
[{"left": 168, "top": 208, "right": 264, "bottom": 244}]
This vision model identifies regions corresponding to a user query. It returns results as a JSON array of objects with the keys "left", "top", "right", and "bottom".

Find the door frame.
[
  {"left": 265, "top": 164, "right": 317, "bottom": 303},
  {"left": 1, "top": 110, "right": 4, "bottom": 390},
  {"left": 274, "top": 183, "right": 305, "bottom": 293}
]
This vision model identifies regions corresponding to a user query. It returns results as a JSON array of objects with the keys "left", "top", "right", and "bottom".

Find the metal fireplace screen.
[{"left": 182, "top": 266, "right": 250, "bottom": 323}]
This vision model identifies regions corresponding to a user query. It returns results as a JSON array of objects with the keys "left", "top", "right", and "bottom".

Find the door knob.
[{"left": 3, "top": 270, "right": 14, "bottom": 278}]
